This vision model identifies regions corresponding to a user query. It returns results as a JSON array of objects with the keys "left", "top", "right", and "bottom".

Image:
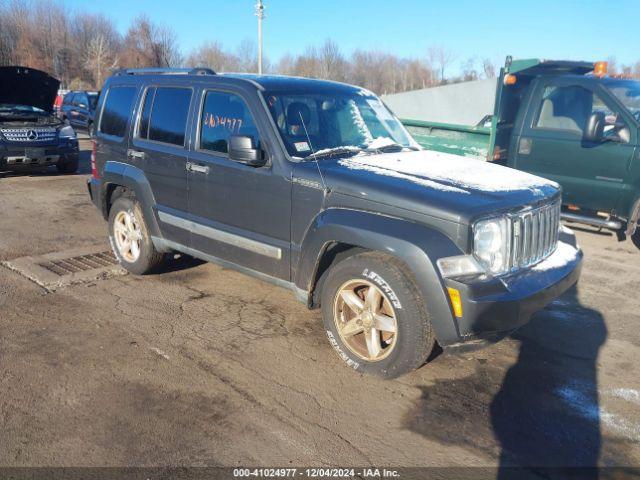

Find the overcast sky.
[{"left": 63, "top": 0, "right": 639, "bottom": 72}]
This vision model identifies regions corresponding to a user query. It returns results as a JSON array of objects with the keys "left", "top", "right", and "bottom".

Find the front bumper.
[
  {"left": 443, "top": 229, "right": 582, "bottom": 349},
  {"left": 0, "top": 139, "right": 79, "bottom": 170}
]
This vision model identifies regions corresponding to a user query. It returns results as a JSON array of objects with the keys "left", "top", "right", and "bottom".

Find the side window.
[
  {"left": 146, "top": 87, "right": 192, "bottom": 146},
  {"left": 99, "top": 86, "right": 137, "bottom": 138},
  {"left": 199, "top": 91, "right": 260, "bottom": 154},
  {"left": 137, "top": 87, "right": 156, "bottom": 140},
  {"left": 535, "top": 85, "right": 612, "bottom": 135},
  {"left": 64, "top": 93, "right": 75, "bottom": 106}
]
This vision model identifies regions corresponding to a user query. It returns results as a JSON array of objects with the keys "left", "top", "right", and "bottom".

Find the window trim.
[
  {"left": 132, "top": 85, "right": 194, "bottom": 149},
  {"left": 195, "top": 87, "right": 264, "bottom": 160},
  {"left": 97, "top": 85, "right": 138, "bottom": 142},
  {"left": 531, "top": 83, "right": 627, "bottom": 137}
]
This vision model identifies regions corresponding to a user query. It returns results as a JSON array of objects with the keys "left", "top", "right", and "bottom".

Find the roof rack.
[{"left": 114, "top": 67, "right": 216, "bottom": 76}]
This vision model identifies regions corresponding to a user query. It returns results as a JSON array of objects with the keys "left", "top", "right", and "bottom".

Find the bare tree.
[
  {"left": 428, "top": 45, "right": 456, "bottom": 83},
  {"left": 482, "top": 57, "right": 497, "bottom": 78},
  {"left": 318, "top": 39, "right": 347, "bottom": 81},
  {"left": 186, "top": 41, "right": 239, "bottom": 72}
]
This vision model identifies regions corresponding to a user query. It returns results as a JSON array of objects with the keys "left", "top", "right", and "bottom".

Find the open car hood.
[{"left": 0, "top": 66, "right": 60, "bottom": 113}]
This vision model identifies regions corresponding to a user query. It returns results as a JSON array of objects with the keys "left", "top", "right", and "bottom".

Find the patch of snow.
[
  {"left": 556, "top": 383, "right": 640, "bottom": 442},
  {"left": 338, "top": 149, "right": 558, "bottom": 196},
  {"left": 339, "top": 158, "right": 469, "bottom": 194},
  {"left": 150, "top": 347, "right": 170, "bottom": 360},
  {"left": 366, "top": 137, "right": 397, "bottom": 149},
  {"left": 607, "top": 388, "right": 640, "bottom": 405},
  {"left": 532, "top": 242, "right": 580, "bottom": 272},
  {"left": 347, "top": 99, "right": 373, "bottom": 144}
]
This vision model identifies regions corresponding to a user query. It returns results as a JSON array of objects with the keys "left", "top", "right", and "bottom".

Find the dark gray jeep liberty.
[{"left": 88, "top": 68, "right": 582, "bottom": 377}]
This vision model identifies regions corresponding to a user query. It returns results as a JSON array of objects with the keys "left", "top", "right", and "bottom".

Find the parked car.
[
  {"left": 0, "top": 66, "right": 79, "bottom": 174},
  {"left": 87, "top": 68, "right": 582, "bottom": 377},
  {"left": 60, "top": 90, "right": 99, "bottom": 134},
  {"left": 400, "top": 57, "right": 640, "bottom": 249}
]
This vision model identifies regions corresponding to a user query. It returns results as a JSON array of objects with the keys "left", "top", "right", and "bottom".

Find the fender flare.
[
  {"left": 101, "top": 161, "right": 163, "bottom": 241},
  {"left": 295, "top": 208, "right": 464, "bottom": 346}
]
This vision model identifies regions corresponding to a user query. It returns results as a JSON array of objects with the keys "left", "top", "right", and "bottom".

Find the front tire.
[
  {"left": 108, "top": 196, "right": 164, "bottom": 275},
  {"left": 632, "top": 226, "right": 640, "bottom": 250},
  {"left": 56, "top": 158, "right": 79, "bottom": 174},
  {"left": 321, "top": 251, "right": 436, "bottom": 378}
]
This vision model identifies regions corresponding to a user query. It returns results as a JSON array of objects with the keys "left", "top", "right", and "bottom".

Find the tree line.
[{"left": 1, "top": 0, "right": 638, "bottom": 94}]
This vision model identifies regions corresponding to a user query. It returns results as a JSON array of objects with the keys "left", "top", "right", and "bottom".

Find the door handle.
[
  {"left": 127, "top": 149, "right": 146, "bottom": 160},
  {"left": 186, "top": 162, "right": 210, "bottom": 174}
]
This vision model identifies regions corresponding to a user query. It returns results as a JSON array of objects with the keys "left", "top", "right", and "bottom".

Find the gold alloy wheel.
[
  {"left": 113, "top": 209, "right": 143, "bottom": 263},
  {"left": 333, "top": 279, "right": 398, "bottom": 361}
]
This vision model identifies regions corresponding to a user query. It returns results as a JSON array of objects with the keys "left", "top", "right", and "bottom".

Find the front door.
[
  {"left": 513, "top": 80, "right": 635, "bottom": 213},
  {"left": 129, "top": 85, "right": 194, "bottom": 246},
  {"left": 186, "top": 88, "right": 291, "bottom": 280}
]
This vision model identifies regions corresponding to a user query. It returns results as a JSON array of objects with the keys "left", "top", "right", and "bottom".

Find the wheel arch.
[
  {"left": 295, "top": 208, "right": 464, "bottom": 346},
  {"left": 100, "top": 161, "right": 163, "bottom": 241}
]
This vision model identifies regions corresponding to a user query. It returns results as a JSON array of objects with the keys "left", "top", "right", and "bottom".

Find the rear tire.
[
  {"left": 321, "top": 251, "right": 436, "bottom": 378},
  {"left": 108, "top": 196, "right": 164, "bottom": 275}
]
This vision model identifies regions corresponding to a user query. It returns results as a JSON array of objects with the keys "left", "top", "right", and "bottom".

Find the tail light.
[{"left": 91, "top": 139, "right": 98, "bottom": 179}]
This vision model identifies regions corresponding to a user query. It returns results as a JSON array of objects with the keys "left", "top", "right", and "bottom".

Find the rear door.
[
  {"left": 129, "top": 85, "right": 194, "bottom": 246},
  {"left": 513, "top": 78, "right": 635, "bottom": 212},
  {"left": 185, "top": 87, "right": 291, "bottom": 280},
  {"left": 73, "top": 93, "right": 90, "bottom": 128}
]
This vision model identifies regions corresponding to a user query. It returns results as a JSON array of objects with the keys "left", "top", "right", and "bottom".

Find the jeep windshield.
[
  {"left": 605, "top": 79, "right": 640, "bottom": 122},
  {"left": 262, "top": 90, "right": 418, "bottom": 159}
]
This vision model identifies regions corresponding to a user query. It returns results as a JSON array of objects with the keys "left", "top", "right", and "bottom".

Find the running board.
[{"left": 561, "top": 212, "right": 622, "bottom": 230}]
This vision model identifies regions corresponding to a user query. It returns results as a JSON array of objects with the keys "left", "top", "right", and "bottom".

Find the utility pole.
[{"left": 255, "top": 0, "right": 265, "bottom": 74}]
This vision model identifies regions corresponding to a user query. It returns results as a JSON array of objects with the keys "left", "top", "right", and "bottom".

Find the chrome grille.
[
  {"left": 0, "top": 127, "right": 58, "bottom": 143},
  {"left": 510, "top": 200, "right": 561, "bottom": 269}
]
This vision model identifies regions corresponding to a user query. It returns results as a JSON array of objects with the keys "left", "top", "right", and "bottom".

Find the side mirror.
[
  {"left": 584, "top": 111, "right": 605, "bottom": 142},
  {"left": 228, "top": 135, "right": 266, "bottom": 167}
]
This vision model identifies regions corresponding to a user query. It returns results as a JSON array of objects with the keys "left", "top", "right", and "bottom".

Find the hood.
[
  {"left": 0, "top": 66, "right": 60, "bottom": 112},
  {"left": 314, "top": 149, "right": 560, "bottom": 224}
]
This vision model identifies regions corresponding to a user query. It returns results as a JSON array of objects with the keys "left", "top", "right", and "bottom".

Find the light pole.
[{"left": 255, "top": 0, "right": 265, "bottom": 74}]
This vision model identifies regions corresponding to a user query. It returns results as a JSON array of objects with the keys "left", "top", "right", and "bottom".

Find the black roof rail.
[{"left": 114, "top": 67, "right": 216, "bottom": 76}]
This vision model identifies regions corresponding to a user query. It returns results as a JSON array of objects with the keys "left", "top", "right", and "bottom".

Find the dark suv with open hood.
[
  {"left": 0, "top": 66, "right": 79, "bottom": 174},
  {"left": 88, "top": 68, "right": 583, "bottom": 377}
]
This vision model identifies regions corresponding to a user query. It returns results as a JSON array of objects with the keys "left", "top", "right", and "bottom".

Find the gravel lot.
[{"left": 1, "top": 139, "right": 639, "bottom": 470}]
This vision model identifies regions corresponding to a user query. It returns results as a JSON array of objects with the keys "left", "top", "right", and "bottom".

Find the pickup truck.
[
  {"left": 400, "top": 57, "right": 640, "bottom": 249},
  {"left": 88, "top": 68, "right": 582, "bottom": 377}
]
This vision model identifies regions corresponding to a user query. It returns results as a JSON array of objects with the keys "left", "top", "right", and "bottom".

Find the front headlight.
[
  {"left": 59, "top": 125, "right": 76, "bottom": 139},
  {"left": 473, "top": 216, "right": 511, "bottom": 275}
]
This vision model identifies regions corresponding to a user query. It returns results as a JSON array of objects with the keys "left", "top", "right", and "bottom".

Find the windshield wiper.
[
  {"left": 306, "top": 146, "right": 364, "bottom": 160},
  {"left": 365, "top": 142, "right": 419, "bottom": 153}
]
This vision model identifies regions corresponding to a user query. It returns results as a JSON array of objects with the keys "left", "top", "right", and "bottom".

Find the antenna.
[
  {"left": 298, "top": 112, "right": 328, "bottom": 193},
  {"left": 255, "top": 0, "right": 265, "bottom": 75}
]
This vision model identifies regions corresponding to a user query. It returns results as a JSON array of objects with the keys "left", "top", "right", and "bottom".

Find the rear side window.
[
  {"left": 99, "top": 86, "right": 137, "bottom": 138},
  {"left": 199, "top": 91, "right": 260, "bottom": 154},
  {"left": 139, "top": 87, "right": 191, "bottom": 146}
]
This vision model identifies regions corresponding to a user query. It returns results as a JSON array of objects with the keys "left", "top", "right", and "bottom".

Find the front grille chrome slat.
[
  {"left": 508, "top": 200, "right": 560, "bottom": 272},
  {"left": 0, "top": 127, "right": 58, "bottom": 143}
]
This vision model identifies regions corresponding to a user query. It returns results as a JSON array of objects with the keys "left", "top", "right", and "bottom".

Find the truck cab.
[{"left": 400, "top": 58, "right": 640, "bottom": 248}]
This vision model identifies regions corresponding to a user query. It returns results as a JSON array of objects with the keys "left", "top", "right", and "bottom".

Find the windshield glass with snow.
[
  {"left": 262, "top": 90, "right": 416, "bottom": 159},
  {"left": 605, "top": 79, "right": 640, "bottom": 122}
]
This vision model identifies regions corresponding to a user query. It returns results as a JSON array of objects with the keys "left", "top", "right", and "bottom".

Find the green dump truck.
[{"left": 400, "top": 57, "right": 640, "bottom": 249}]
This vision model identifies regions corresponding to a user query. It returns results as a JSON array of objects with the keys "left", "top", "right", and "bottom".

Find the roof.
[
  {"left": 506, "top": 58, "right": 595, "bottom": 76},
  {"left": 221, "top": 73, "right": 368, "bottom": 94}
]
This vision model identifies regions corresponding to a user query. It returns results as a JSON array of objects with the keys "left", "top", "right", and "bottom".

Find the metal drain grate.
[{"left": 38, "top": 251, "right": 117, "bottom": 276}]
